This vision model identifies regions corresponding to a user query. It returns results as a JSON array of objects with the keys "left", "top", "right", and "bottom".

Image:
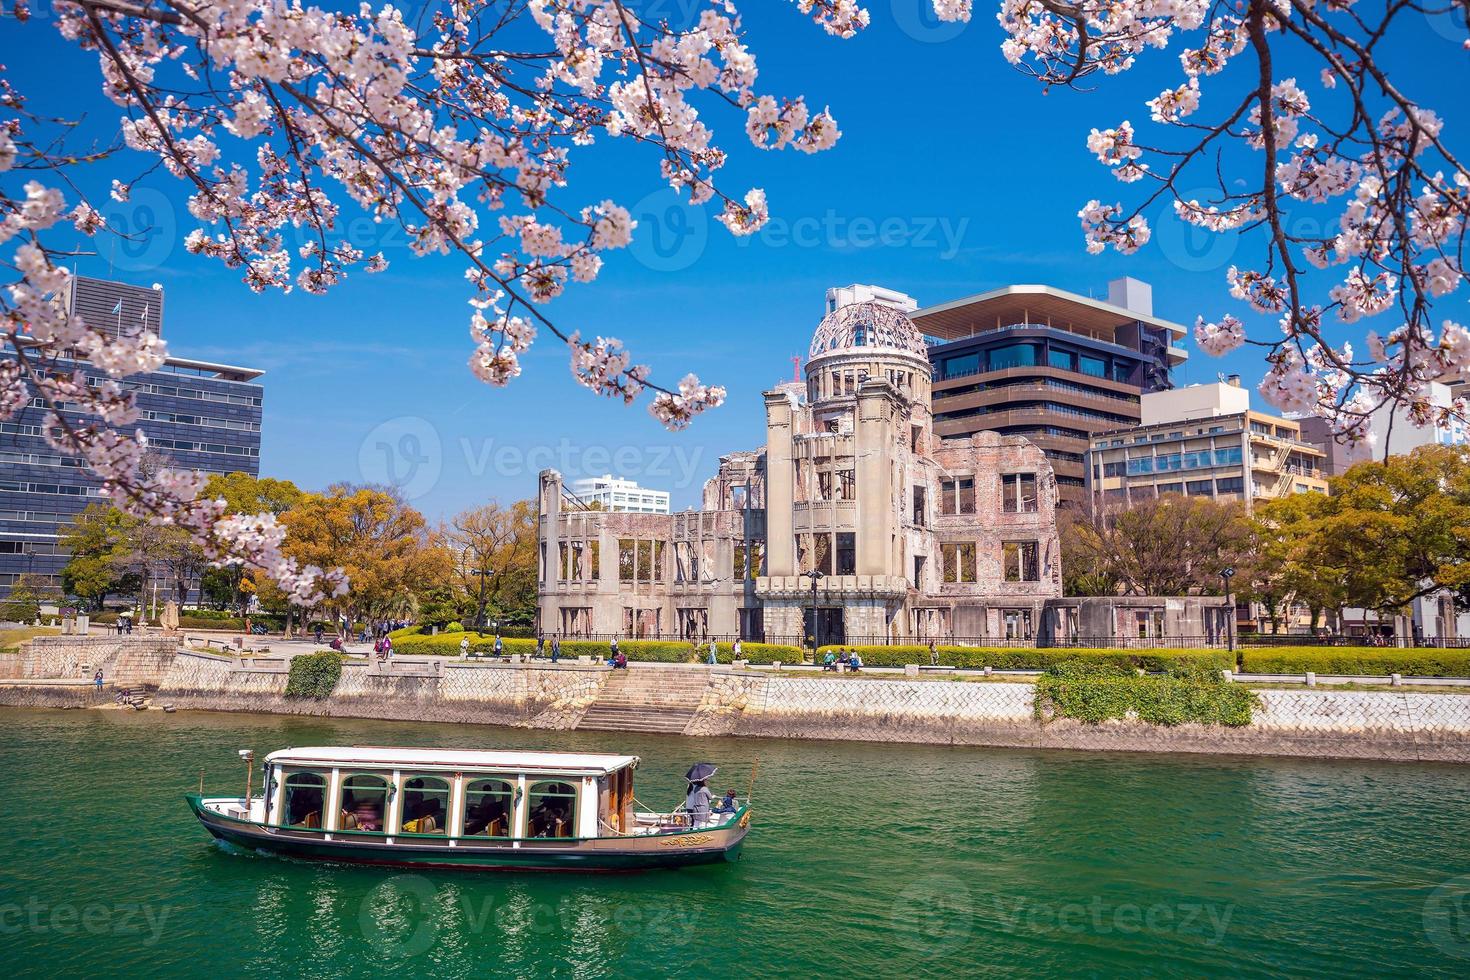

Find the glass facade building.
[
  {"left": 0, "top": 278, "right": 263, "bottom": 595},
  {"left": 913, "top": 281, "right": 1187, "bottom": 506}
]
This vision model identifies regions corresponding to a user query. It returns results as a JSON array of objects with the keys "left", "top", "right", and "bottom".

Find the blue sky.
[{"left": 2, "top": 2, "right": 1467, "bottom": 516}]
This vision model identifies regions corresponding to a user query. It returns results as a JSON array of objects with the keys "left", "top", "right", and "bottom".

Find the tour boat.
[{"left": 186, "top": 746, "right": 750, "bottom": 872}]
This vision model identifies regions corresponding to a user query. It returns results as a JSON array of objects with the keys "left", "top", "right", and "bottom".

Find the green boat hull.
[{"left": 187, "top": 795, "right": 748, "bottom": 873}]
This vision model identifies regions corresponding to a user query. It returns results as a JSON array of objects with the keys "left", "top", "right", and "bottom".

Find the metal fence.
[{"left": 512, "top": 631, "right": 1470, "bottom": 650}]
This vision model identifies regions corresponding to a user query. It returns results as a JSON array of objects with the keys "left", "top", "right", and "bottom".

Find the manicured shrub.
[
  {"left": 816, "top": 644, "right": 1233, "bottom": 673},
  {"left": 1035, "top": 660, "right": 1255, "bottom": 727},
  {"left": 1240, "top": 647, "right": 1470, "bottom": 677},
  {"left": 285, "top": 651, "right": 344, "bottom": 699},
  {"left": 444, "top": 622, "right": 464, "bottom": 634}
]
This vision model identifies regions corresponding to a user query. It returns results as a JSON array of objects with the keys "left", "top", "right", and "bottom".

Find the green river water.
[{"left": 3, "top": 707, "right": 1470, "bottom": 977}]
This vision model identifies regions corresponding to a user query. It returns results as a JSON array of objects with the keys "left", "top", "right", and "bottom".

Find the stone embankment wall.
[
  {"left": 3, "top": 639, "right": 1469, "bottom": 762},
  {"left": 157, "top": 650, "right": 607, "bottom": 729},
  {"left": 0, "top": 636, "right": 179, "bottom": 689},
  {"left": 686, "top": 671, "right": 1470, "bottom": 763}
]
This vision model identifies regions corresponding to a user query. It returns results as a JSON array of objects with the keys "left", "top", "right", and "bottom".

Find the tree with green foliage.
[
  {"left": 60, "top": 504, "right": 140, "bottom": 611},
  {"left": 0, "top": 574, "right": 61, "bottom": 623},
  {"left": 198, "top": 473, "right": 304, "bottom": 614},
  {"left": 1061, "top": 496, "right": 1256, "bottom": 597},
  {"left": 443, "top": 500, "right": 538, "bottom": 629}
]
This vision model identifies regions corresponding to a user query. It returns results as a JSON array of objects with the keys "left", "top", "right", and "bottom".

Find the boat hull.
[{"left": 186, "top": 795, "right": 748, "bottom": 873}]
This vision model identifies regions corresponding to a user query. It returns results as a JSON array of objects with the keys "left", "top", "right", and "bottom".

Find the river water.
[{"left": 2, "top": 707, "right": 1469, "bottom": 977}]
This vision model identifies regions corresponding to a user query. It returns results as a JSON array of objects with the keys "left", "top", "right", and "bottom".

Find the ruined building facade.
[{"left": 538, "top": 302, "right": 1071, "bottom": 645}]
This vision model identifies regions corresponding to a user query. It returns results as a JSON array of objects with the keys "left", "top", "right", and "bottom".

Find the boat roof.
[{"left": 265, "top": 746, "right": 639, "bottom": 776}]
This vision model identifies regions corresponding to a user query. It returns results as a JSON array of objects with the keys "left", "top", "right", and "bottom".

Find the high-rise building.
[
  {"left": 0, "top": 277, "right": 264, "bottom": 595},
  {"left": 1084, "top": 381, "right": 1329, "bottom": 511},
  {"left": 568, "top": 475, "right": 671, "bottom": 514},
  {"left": 912, "top": 278, "right": 1187, "bottom": 506}
]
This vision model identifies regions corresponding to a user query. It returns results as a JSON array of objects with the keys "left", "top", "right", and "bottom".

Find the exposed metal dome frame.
[{"left": 808, "top": 301, "right": 929, "bottom": 361}]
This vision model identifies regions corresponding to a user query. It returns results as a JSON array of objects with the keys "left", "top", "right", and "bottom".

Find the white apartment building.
[{"left": 568, "top": 475, "right": 671, "bottom": 514}]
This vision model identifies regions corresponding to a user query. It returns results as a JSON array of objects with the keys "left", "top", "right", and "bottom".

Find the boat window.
[
  {"left": 463, "top": 778, "right": 514, "bottom": 838},
  {"left": 338, "top": 773, "right": 391, "bottom": 833},
  {"left": 283, "top": 771, "right": 327, "bottom": 829},
  {"left": 527, "top": 781, "right": 578, "bottom": 839},
  {"left": 399, "top": 776, "right": 450, "bottom": 836}
]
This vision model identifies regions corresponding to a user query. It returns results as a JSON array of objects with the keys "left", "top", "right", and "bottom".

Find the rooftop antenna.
[{"left": 791, "top": 355, "right": 801, "bottom": 382}]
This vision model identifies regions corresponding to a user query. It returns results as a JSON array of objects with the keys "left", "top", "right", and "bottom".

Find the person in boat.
[
  {"left": 530, "top": 799, "right": 567, "bottom": 837},
  {"left": 289, "top": 788, "right": 324, "bottom": 829},
  {"left": 684, "top": 779, "right": 713, "bottom": 827},
  {"left": 713, "top": 789, "right": 739, "bottom": 815},
  {"left": 350, "top": 796, "right": 383, "bottom": 831},
  {"left": 465, "top": 797, "right": 506, "bottom": 836},
  {"left": 402, "top": 800, "right": 440, "bottom": 834}
]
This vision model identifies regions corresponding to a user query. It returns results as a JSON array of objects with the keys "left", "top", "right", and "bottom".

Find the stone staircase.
[{"left": 576, "top": 665, "right": 712, "bottom": 735}]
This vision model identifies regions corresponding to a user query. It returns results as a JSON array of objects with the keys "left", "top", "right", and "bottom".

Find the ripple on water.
[{"left": 2, "top": 709, "right": 1469, "bottom": 977}]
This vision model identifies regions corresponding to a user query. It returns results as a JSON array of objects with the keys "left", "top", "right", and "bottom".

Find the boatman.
[{"left": 685, "top": 779, "right": 713, "bottom": 828}]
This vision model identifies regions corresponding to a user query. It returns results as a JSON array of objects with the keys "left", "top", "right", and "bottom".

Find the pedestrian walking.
[
  {"left": 459, "top": 636, "right": 470, "bottom": 658},
  {"left": 551, "top": 634, "right": 561, "bottom": 663},
  {"left": 536, "top": 634, "right": 545, "bottom": 658},
  {"left": 493, "top": 635, "right": 504, "bottom": 658},
  {"left": 707, "top": 640, "right": 718, "bottom": 665},
  {"left": 732, "top": 638, "right": 742, "bottom": 661}
]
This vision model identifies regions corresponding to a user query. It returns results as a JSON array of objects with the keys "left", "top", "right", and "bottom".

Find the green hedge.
[
  {"left": 285, "top": 651, "right": 344, "bottom": 699},
  {"left": 1035, "top": 660, "right": 1256, "bottom": 726},
  {"left": 816, "top": 644, "right": 1234, "bottom": 673},
  {"left": 385, "top": 633, "right": 803, "bottom": 665},
  {"left": 1240, "top": 647, "right": 1470, "bottom": 677}
]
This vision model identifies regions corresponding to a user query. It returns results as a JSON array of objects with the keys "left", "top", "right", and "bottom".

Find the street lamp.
[
  {"left": 801, "top": 569, "right": 824, "bottom": 663},
  {"left": 1220, "top": 567, "right": 1236, "bottom": 655}
]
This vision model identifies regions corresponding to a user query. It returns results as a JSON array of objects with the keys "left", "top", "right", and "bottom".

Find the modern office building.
[
  {"left": 1084, "top": 381, "right": 1329, "bottom": 512},
  {"left": 912, "top": 278, "right": 1187, "bottom": 507},
  {"left": 567, "top": 475, "right": 671, "bottom": 514},
  {"left": 0, "top": 277, "right": 264, "bottom": 596}
]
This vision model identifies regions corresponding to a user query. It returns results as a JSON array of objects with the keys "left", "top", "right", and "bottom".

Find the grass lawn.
[{"left": 0, "top": 626, "right": 62, "bottom": 653}]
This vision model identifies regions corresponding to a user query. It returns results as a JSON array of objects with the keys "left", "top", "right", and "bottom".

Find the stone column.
[
  {"left": 855, "top": 382, "right": 895, "bottom": 576},
  {"left": 764, "top": 391, "right": 795, "bottom": 577}
]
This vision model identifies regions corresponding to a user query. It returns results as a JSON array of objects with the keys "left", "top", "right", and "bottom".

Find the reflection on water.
[{"left": 2, "top": 707, "right": 1470, "bottom": 977}]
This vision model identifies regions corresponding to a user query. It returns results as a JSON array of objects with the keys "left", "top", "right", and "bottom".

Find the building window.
[
  {"left": 941, "top": 353, "right": 980, "bottom": 378},
  {"left": 1047, "top": 348, "right": 1075, "bottom": 371},
  {"left": 1126, "top": 457, "right": 1154, "bottom": 476},
  {"left": 939, "top": 480, "right": 957, "bottom": 515},
  {"left": 1001, "top": 473, "right": 1038, "bottom": 513},
  {"left": 1186, "top": 479, "right": 1214, "bottom": 496},
  {"left": 942, "top": 543, "right": 977, "bottom": 584},
  {"left": 1003, "top": 609, "right": 1033, "bottom": 640},
  {"left": 913, "top": 555, "right": 927, "bottom": 588},
  {"left": 1003, "top": 541, "right": 1040, "bottom": 582},
  {"left": 836, "top": 533, "right": 856, "bottom": 575},
  {"left": 618, "top": 539, "right": 635, "bottom": 581},
  {"left": 1214, "top": 447, "right": 1243, "bottom": 466},
  {"left": 1182, "top": 450, "right": 1212, "bottom": 468},
  {"left": 1079, "top": 354, "right": 1106, "bottom": 377},
  {"left": 1216, "top": 476, "right": 1244, "bottom": 494},
  {"left": 1157, "top": 482, "right": 1183, "bottom": 496},
  {"left": 958, "top": 478, "right": 976, "bottom": 515},
  {"left": 912, "top": 486, "right": 927, "bottom": 526},
  {"left": 1102, "top": 460, "right": 1126, "bottom": 478},
  {"left": 987, "top": 343, "right": 1037, "bottom": 371}
]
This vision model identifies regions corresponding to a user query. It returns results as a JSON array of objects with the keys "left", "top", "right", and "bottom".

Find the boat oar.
[{"left": 746, "top": 757, "right": 760, "bottom": 809}]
